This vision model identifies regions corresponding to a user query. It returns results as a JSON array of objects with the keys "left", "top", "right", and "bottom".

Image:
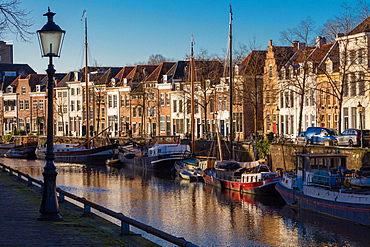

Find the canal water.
[{"left": 2, "top": 157, "right": 370, "bottom": 247}]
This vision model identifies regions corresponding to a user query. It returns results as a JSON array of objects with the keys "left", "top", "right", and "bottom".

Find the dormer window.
[
  {"left": 36, "top": 85, "right": 41, "bottom": 92},
  {"left": 6, "top": 86, "right": 13, "bottom": 93}
]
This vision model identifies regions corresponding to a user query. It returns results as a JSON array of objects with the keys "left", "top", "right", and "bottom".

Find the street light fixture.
[
  {"left": 37, "top": 7, "right": 65, "bottom": 221},
  {"left": 357, "top": 102, "right": 364, "bottom": 148}
]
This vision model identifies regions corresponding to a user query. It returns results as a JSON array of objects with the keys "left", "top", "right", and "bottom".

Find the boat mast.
[
  {"left": 229, "top": 4, "right": 234, "bottom": 160},
  {"left": 83, "top": 10, "right": 90, "bottom": 148},
  {"left": 190, "top": 35, "right": 196, "bottom": 155}
]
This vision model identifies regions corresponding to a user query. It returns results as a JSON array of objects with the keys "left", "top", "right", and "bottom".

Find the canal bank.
[{"left": 0, "top": 169, "right": 159, "bottom": 247}]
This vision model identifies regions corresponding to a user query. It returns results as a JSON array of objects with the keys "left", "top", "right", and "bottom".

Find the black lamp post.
[
  {"left": 357, "top": 102, "right": 364, "bottom": 148},
  {"left": 37, "top": 7, "right": 65, "bottom": 221}
]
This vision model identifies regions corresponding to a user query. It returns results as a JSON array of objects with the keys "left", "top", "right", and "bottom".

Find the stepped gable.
[
  {"left": 347, "top": 16, "right": 370, "bottom": 36},
  {"left": 144, "top": 62, "right": 175, "bottom": 83}
]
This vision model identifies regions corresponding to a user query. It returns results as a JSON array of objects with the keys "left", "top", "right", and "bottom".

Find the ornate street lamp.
[
  {"left": 357, "top": 102, "right": 364, "bottom": 148},
  {"left": 37, "top": 7, "right": 65, "bottom": 221}
]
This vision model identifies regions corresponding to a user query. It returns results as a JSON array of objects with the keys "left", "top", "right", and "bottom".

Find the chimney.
[
  {"left": 292, "top": 41, "right": 306, "bottom": 51},
  {"left": 268, "top": 40, "right": 273, "bottom": 46},
  {"left": 316, "top": 36, "right": 326, "bottom": 48}
]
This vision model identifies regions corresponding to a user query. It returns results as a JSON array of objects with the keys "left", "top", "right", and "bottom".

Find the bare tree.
[
  {"left": 0, "top": 0, "right": 33, "bottom": 42},
  {"left": 147, "top": 54, "right": 166, "bottom": 65},
  {"left": 280, "top": 17, "right": 317, "bottom": 46},
  {"left": 279, "top": 19, "right": 318, "bottom": 135}
]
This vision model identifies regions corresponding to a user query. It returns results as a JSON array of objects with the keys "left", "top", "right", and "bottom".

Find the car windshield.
[{"left": 327, "top": 129, "right": 338, "bottom": 136}]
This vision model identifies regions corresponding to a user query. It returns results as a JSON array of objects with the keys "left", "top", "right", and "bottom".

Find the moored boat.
[
  {"left": 36, "top": 143, "right": 119, "bottom": 163},
  {"left": 203, "top": 160, "right": 281, "bottom": 195},
  {"left": 118, "top": 135, "right": 190, "bottom": 171},
  {"left": 3, "top": 136, "right": 38, "bottom": 159},
  {"left": 275, "top": 153, "right": 370, "bottom": 226}
]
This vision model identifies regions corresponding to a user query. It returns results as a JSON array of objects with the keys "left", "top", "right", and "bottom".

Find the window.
[
  {"left": 71, "top": 88, "right": 75, "bottom": 95},
  {"left": 76, "top": 100, "right": 81, "bottom": 111},
  {"left": 25, "top": 100, "right": 29, "bottom": 110},
  {"left": 21, "top": 87, "right": 26, "bottom": 94},
  {"left": 63, "top": 105, "right": 67, "bottom": 113},
  {"left": 125, "top": 95, "right": 129, "bottom": 107},
  {"left": 173, "top": 100, "right": 177, "bottom": 112},
  {"left": 39, "top": 100, "right": 44, "bottom": 110},
  {"left": 113, "top": 95, "right": 117, "bottom": 108},
  {"left": 160, "top": 93, "right": 164, "bottom": 106},
  {"left": 58, "top": 92, "right": 62, "bottom": 98},
  {"left": 358, "top": 72, "right": 365, "bottom": 96},
  {"left": 350, "top": 74, "right": 356, "bottom": 96},
  {"left": 160, "top": 115, "right": 165, "bottom": 132},
  {"left": 19, "top": 100, "right": 24, "bottom": 110},
  {"left": 32, "top": 99, "right": 37, "bottom": 110},
  {"left": 76, "top": 88, "right": 81, "bottom": 95},
  {"left": 165, "top": 93, "right": 170, "bottom": 106},
  {"left": 179, "top": 100, "right": 183, "bottom": 113},
  {"left": 121, "top": 95, "right": 125, "bottom": 106},
  {"left": 63, "top": 91, "right": 67, "bottom": 97},
  {"left": 269, "top": 65, "right": 273, "bottom": 78},
  {"left": 71, "top": 100, "right": 75, "bottom": 111},
  {"left": 108, "top": 95, "right": 112, "bottom": 108}
]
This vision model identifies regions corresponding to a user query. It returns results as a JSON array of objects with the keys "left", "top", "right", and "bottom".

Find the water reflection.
[{"left": 2, "top": 158, "right": 370, "bottom": 247}]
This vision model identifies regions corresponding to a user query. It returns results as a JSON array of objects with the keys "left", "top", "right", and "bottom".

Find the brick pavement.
[{"left": 0, "top": 170, "right": 159, "bottom": 247}]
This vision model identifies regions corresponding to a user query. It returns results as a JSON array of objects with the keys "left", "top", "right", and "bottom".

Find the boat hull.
[
  {"left": 36, "top": 144, "right": 118, "bottom": 163},
  {"left": 119, "top": 153, "right": 183, "bottom": 171},
  {"left": 4, "top": 146, "right": 37, "bottom": 159},
  {"left": 276, "top": 182, "right": 370, "bottom": 226},
  {"left": 203, "top": 169, "right": 281, "bottom": 195}
]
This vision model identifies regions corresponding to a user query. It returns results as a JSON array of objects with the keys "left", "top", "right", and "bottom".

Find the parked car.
[
  {"left": 296, "top": 132, "right": 306, "bottom": 145},
  {"left": 305, "top": 127, "right": 338, "bottom": 145},
  {"left": 336, "top": 128, "right": 370, "bottom": 147}
]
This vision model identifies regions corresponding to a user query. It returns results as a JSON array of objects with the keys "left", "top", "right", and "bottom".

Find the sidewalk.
[{"left": 0, "top": 170, "right": 159, "bottom": 247}]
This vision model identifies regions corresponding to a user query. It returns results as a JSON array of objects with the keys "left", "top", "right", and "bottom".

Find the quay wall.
[{"left": 12, "top": 136, "right": 370, "bottom": 171}]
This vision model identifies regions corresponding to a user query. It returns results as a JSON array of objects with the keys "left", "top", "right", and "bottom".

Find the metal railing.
[{"left": 0, "top": 163, "right": 197, "bottom": 247}]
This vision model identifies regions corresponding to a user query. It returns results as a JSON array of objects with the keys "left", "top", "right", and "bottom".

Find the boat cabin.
[
  {"left": 296, "top": 153, "right": 347, "bottom": 188},
  {"left": 151, "top": 135, "right": 180, "bottom": 145}
]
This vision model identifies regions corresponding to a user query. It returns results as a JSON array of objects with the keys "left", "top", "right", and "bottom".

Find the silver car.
[{"left": 336, "top": 129, "right": 370, "bottom": 147}]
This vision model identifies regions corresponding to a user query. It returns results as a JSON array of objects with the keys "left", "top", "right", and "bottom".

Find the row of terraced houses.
[{"left": 1, "top": 16, "right": 370, "bottom": 140}]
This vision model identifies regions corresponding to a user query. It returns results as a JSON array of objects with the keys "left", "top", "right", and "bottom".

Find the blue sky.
[{"left": 6, "top": 0, "right": 362, "bottom": 74}]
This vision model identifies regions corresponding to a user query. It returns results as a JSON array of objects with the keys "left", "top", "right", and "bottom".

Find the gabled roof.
[
  {"left": 93, "top": 67, "right": 122, "bottom": 86},
  {"left": 57, "top": 72, "right": 82, "bottom": 87},
  {"left": 9, "top": 74, "right": 46, "bottom": 92},
  {"left": 165, "top": 61, "right": 189, "bottom": 83},
  {"left": 125, "top": 65, "right": 158, "bottom": 84},
  {"left": 309, "top": 43, "right": 335, "bottom": 62},
  {"left": 114, "top": 66, "right": 135, "bottom": 86},
  {"left": 240, "top": 50, "right": 267, "bottom": 75},
  {"left": 271, "top": 46, "right": 296, "bottom": 70},
  {"left": 347, "top": 16, "right": 370, "bottom": 36},
  {"left": 144, "top": 62, "right": 175, "bottom": 83},
  {"left": 0, "top": 63, "right": 36, "bottom": 75}
]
